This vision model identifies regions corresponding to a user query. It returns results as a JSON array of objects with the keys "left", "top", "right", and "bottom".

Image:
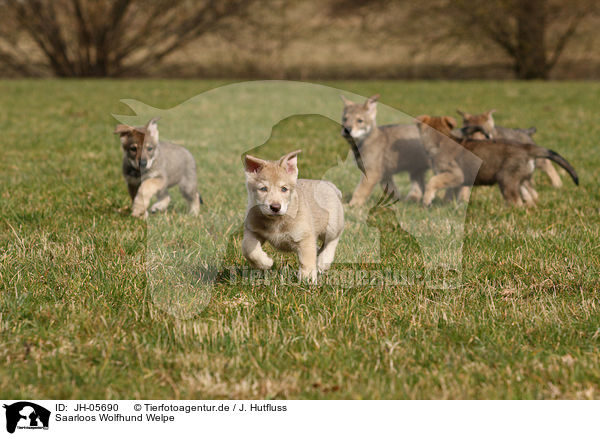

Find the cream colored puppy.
[{"left": 243, "top": 150, "right": 344, "bottom": 283}]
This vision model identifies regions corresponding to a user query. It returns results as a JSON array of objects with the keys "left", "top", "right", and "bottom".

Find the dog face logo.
[{"left": 3, "top": 402, "right": 50, "bottom": 434}]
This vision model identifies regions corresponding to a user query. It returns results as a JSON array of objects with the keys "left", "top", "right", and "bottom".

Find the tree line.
[{"left": 0, "top": 0, "right": 597, "bottom": 79}]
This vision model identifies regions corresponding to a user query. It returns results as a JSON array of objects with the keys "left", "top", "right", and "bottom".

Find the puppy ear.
[
  {"left": 340, "top": 95, "right": 353, "bottom": 107},
  {"left": 114, "top": 124, "right": 132, "bottom": 135},
  {"left": 456, "top": 109, "right": 470, "bottom": 119},
  {"left": 145, "top": 117, "right": 160, "bottom": 143},
  {"left": 244, "top": 155, "right": 267, "bottom": 174},
  {"left": 279, "top": 149, "right": 301, "bottom": 177},
  {"left": 364, "top": 94, "right": 379, "bottom": 117},
  {"left": 444, "top": 116, "right": 457, "bottom": 129},
  {"left": 525, "top": 127, "right": 537, "bottom": 136},
  {"left": 486, "top": 109, "right": 497, "bottom": 116}
]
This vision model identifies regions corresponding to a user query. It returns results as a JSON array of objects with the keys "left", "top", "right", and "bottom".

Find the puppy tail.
[{"left": 536, "top": 148, "right": 579, "bottom": 186}]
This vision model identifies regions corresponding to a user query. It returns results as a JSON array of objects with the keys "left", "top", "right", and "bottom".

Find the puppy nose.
[
  {"left": 270, "top": 203, "right": 281, "bottom": 212},
  {"left": 139, "top": 159, "right": 147, "bottom": 168},
  {"left": 343, "top": 127, "right": 351, "bottom": 135}
]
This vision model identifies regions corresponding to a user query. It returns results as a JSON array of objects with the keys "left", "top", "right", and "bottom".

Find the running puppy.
[
  {"left": 243, "top": 150, "right": 344, "bottom": 283},
  {"left": 340, "top": 94, "right": 430, "bottom": 205},
  {"left": 416, "top": 115, "right": 578, "bottom": 207},
  {"left": 115, "top": 117, "right": 202, "bottom": 218},
  {"left": 456, "top": 109, "right": 563, "bottom": 188}
]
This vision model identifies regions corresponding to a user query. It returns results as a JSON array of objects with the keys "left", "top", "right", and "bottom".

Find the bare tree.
[
  {"left": 0, "top": 0, "right": 253, "bottom": 77},
  {"left": 328, "top": 0, "right": 596, "bottom": 79},
  {"left": 449, "top": 0, "right": 592, "bottom": 79},
  {"left": 229, "top": 0, "right": 331, "bottom": 79}
]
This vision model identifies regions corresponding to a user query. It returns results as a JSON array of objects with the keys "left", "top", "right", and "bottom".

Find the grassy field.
[{"left": 1, "top": 79, "right": 599, "bottom": 399}]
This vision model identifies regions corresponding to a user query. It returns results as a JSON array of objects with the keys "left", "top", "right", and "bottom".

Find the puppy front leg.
[
  {"left": 242, "top": 230, "right": 273, "bottom": 270},
  {"left": 444, "top": 186, "right": 471, "bottom": 203},
  {"left": 317, "top": 236, "right": 340, "bottom": 273},
  {"left": 349, "top": 174, "right": 379, "bottom": 207},
  {"left": 132, "top": 178, "right": 165, "bottom": 218},
  {"left": 297, "top": 237, "right": 318, "bottom": 283},
  {"left": 380, "top": 176, "right": 402, "bottom": 201},
  {"left": 443, "top": 187, "right": 460, "bottom": 202},
  {"left": 127, "top": 183, "right": 140, "bottom": 202}
]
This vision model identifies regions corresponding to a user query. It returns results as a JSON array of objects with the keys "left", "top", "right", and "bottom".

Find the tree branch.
[{"left": 547, "top": 12, "right": 584, "bottom": 69}]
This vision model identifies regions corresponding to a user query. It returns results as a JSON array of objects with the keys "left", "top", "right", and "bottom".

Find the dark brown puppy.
[
  {"left": 416, "top": 115, "right": 578, "bottom": 207},
  {"left": 457, "top": 109, "right": 563, "bottom": 188}
]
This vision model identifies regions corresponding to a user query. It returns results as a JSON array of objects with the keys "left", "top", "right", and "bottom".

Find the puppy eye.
[
  {"left": 357, "top": 118, "right": 363, "bottom": 123},
  {"left": 147, "top": 147, "right": 153, "bottom": 152},
  {"left": 259, "top": 187, "right": 268, "bottom": 192},
  {"left": 129, "top": 146, "right": 137, "bottom": 151},
  {"left": 281, "top": 187, "right": 288, "bottom": 192},
  {"left": 342, "top": 117, "right": 347, "bottom": 123}
]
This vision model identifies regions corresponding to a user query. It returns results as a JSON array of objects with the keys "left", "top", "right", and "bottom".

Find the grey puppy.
[
  {"left": 340, "top": 94, "right": 430, "bottom": 205},
  {"left": 114, "top": 117, "right": 202, "bottom": 218}
]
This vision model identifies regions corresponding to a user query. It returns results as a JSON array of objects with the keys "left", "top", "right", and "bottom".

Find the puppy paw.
[
  {"left": 406, "top": 192, "right": 423, "bottom": 202},
  {"left": 348, "top": 198, "right": 364, "bottom": 207},
  {"left": 131, "top": 208, "right": 148, "bottom": 219},
  {"left": 317, "top": 260, "right": 332, "bottom": 273},
  {"left": 189, "top": 196, "right": 201, "bottom": 216},
  {"left": 149, "top": 205, "right": 164, "bottom": 214},
  {"left": 253, "top": 256, "right": 273, "bottom": 270},
  {"left": 299, "top": 268, "right": 318, "bottom": 284}
]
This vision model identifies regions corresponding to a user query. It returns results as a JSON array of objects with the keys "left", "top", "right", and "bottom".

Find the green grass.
[{"left": 1, "top": 79, "right": 599, "bottom": 399}]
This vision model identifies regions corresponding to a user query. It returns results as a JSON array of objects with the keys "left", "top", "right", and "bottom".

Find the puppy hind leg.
[
  {"left": 380, "top": 176, "right": 402, "bottom": 201},
  {"left": 499, "top": 180, "right": 523, "bottom": 207},
  {"left": 520, "top": 184, "right": 535, "bottom": 206},
  {"left": 179, "top": 181, "right": 201, "bottom": 216},
  {"left": 406, "top": 171, "right": 425, "bottom": 202},
  {"left": 520, "top": 179, "right": 538, "bottom": 206},
  {"left": 524, "top": 180, "right": 538, "bottom": 202},
  {"left": 189, "top": 194, "right": 201, "bottom": 216},
  {"left": 149, "top": 189, "right": 171, "bottom": 213},
  {"left": 537, "top": 158, "right": 563, "bottom": 188}
]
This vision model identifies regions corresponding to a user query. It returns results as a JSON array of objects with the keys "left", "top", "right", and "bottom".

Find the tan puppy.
[
  {"left": 457, "top": 109, "right": 563, "bottom": 188},
  {"left": 416, "top": 115, "right": 578, "bottom": 207},
  {"left": 243, "top": 150, "right": 344, "bottom": 283},
  {"left": 341, "top": 95, "right": 430, "bottom": 205}
]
